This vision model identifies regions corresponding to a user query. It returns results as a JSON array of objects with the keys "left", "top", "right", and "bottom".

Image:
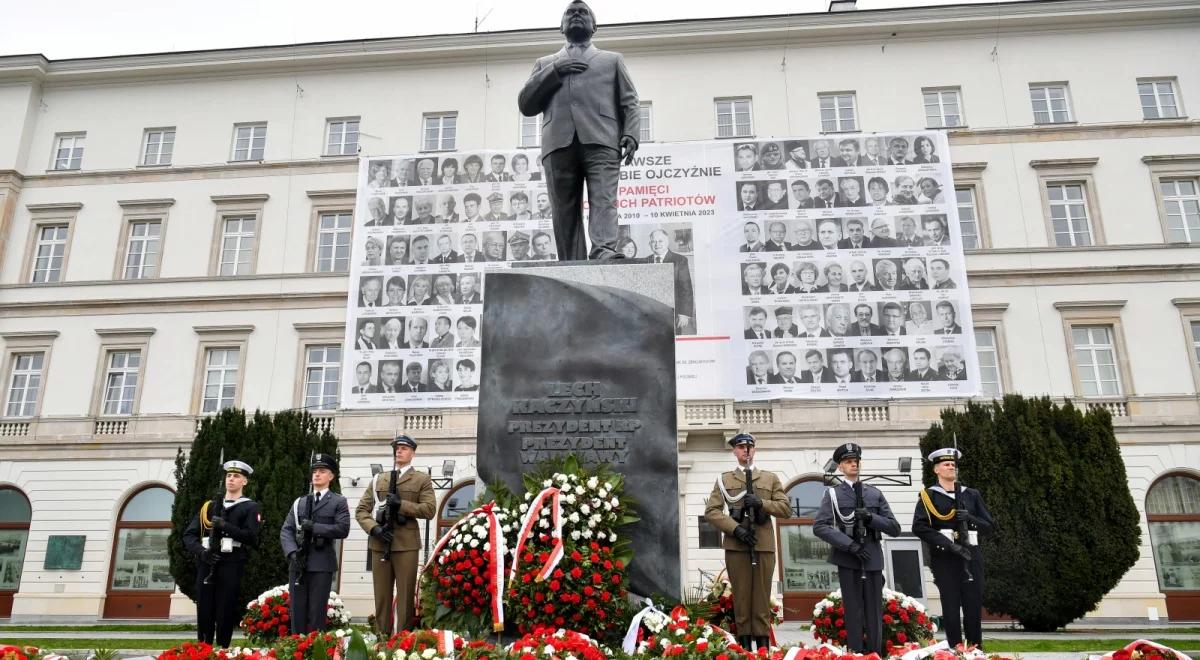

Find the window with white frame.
[
  {"left": 639, "top": 102, "right": 653, "bottom": 143},
  {"left": 956, "top": 187, "right": 980, "bottom": 249},
  {"left": 142, "top": 129, "right": 175, "bottom": 166},
  {"left": 200, "top": 347, "right": 240, "bottom": 413},
  {"left": 303, "top": 345, "right": 341, "bottom": 411},
  {"left": 102, "top": 350, "right": 141, "bottom": 416},
  {"left": 923, "top": 88, "right": 964, "bottom": 128},
  {"left": 819, "top": 93, "right": 858, "bottom": 133},
  {"left": 1029, "top": 84, "right": 1072, "bottom": 124},
  {"left": 5, "top": 353, "right": 44, "bottom": 417},
  {"left": 1071, "top": 326, "right": 1122, "bottom": 396},
  {"left": 1192, "top": 321, "right": 1200, "bottom": 376},
  {"left": 30, "top": 224, "right": 69, "bottom": 283},
  {"left": 52, "top": 133, "right": 85, "bottom": 171},
  {"left": 218, "top": 216, "right": 256, "bottom": 276},
  {"left": 423, "top": 114, "right": 457, "bottom": 152},
  {"left": 1139, "top": 79, "right": 1181, "bottom": 120},
  {"left": 715, "top": 99, "right": 753, "bottom": 138},
  {"left": 325, "top": 118, "right": 359, "bottom": 156},
  {"left": 1047, "top": 183, "right": 1093, "bottom": 247},
  {"left": 519, "top": 114, "right": 541, "bottom": 148},
  {"left": 315, "top": 211, "right": 352, "bottom": 273},
  {"left": 123, "top": 220, "right": 162, "bottom": 279},
  {"left": 1160, "top": 178, "right": 1200, "bottom": 243},
  {"left": 974, "top": 328, "right": 1002, "bottom": 395},
  {"left": 231, "top": 124, "right": 267, "bottom": 161}
]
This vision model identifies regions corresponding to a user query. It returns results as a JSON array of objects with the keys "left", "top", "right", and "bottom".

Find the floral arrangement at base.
[
  {"left": 506, "top": 626, "right": 610, "bottom": 660},
  {"left": 697, "top": 574, "right": 784, "bottom": 636},
  {"left": 630, "top": 605, "right": 756, "bottom": 659},
  {"left": 241, "top": 584, "right": 353, "bottom": 646},
  {"left": 1, "top": 646, "right": 67, "bottom": 660},
  {"left": 375, "top": 629, "right": 469, "bottom": 660},
  {"left": 419, "top": 503, "right": 514, "bottom": 636},
  {"left": 155, "top": 642, "right": 279, "bottom": 660},
  {"left": 811, "top": 588, "right": 934, "bottom": 652},
  {"left": 1104, "top": 640, "right": 1194, "bottom": 660}
]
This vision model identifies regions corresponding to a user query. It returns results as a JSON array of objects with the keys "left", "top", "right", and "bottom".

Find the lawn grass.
[
  {"left": 0, "top": 624, "right": 194, "bottom": 632},
  {"left": 0, "top": 638, "right": 196, "bottom": 650},
  {"left": 987, "top": 638, "right": 1200, "bottom": 653}
]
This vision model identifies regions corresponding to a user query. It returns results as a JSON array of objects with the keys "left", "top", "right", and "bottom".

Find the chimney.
[{"left": 829, "top": 0, "right": 857, "bottom": 11}]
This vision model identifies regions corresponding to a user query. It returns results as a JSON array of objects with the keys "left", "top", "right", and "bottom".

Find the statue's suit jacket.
[{"left": 518, "top": 44, "right": 640, "bottom": 159}]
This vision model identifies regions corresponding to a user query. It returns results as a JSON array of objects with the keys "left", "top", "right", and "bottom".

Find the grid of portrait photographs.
[
  {"left": 728, "top": 132, "right": 979, "bottom": 398},
  {"left": 345, "top": 150, "right": 556, "bottom": 408}
]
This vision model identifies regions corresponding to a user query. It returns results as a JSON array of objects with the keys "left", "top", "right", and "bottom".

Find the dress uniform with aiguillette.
[
  {"left": 912, "top": 448, "right": 995, "bottom": 649},
  {"left": 353, "top": 435, "right": 436, "bottom": 635},
  {"left": 281, "top": 453, "right": 350, "bottom": 634},
  {"left": 182, "top": 460, "right": 261, "bottom": 648},
  {"left": 704, "top": 433, "right": 791, "bottom": 652},
  {"left": 813, "top": 443, "right": 901, "bottom": 655}
]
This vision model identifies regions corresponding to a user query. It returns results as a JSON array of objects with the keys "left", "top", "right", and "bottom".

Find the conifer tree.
[{"left": 919, "top": 395, "right": 1141, "bottom": 631}]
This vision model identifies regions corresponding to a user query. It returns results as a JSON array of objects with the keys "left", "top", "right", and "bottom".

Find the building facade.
[{"left": 1, "top": 0, "right": 1199, "bottom": 623}]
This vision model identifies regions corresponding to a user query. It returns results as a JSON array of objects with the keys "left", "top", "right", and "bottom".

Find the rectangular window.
[
  {"left": 697, "top": 516, "right": 722, "bottom": 549},
  {"left": 31, "top": 224, "right": 69, "bottom": 283},
  {"left": 1072, "top": 326, "right": 1122, "bottom": 396},
  {"left": 1030, "top": 84, "right": 1072, "bottom": 124},
  {"left": 1192, "top": 321, "right": 1200, "bottom": 377},
  {"left": 219, "top": 216, "right": 257, "bottom": 276},
  {"left": 974, "top": 328, "right": 1002, "bottom": 395},
  {"left": 325, "top": 118, "right": 360, "bottom": 156},
  {"left": 1139, "top": 79, "right": 1181, "bottom": 120},
  {"left": 52, "top": 133, "right": 86, "bottom": 171},
  {"left": 715, "top": 99, "right": 753, "bottom": 138},
  {"left": 102, "top": 350, "right": 141, "bottom": 416},
  {"left": 819, "top": 93, "right": 858, "bottom": 133},
  {"left": 1047, "top": 183, "right": 1093, "bottom": 247},
  {"left": 519, "top": 114, "right": 541, "bottom": 149},
  {"left": 956, "top": 187, "right": 980, "bottom": 249},
  {"left": 231, "top": 124, "right": 267, "bottom": 161},
  {"left": 123, "top": 220, "right": 162, "bottom": 279},
  {"left": 639, "top": 102, "right": 653, "bottom": 143},
  {"left": 304, "top": 345, "right": 341, "bottom": 411},
  {"left": 5, "top": 352, "right": 44, "bottom": 417},
  {"left": 423, "top": 113, "right": 457, "bottom": 152},
  {"left": 923, "top": 88, "right": 964, "bottom": 128},
  {"left": 200, "top": 347, "right": 240, "bottom": 413},
  {"left": 1160, "top": 178, "right": 1200, "bottom": 243},
  {"left": 315, "top": 211, "right": 353, "bottom": 273},
  {"left": 142, "top": 129, "right": 175, "bottom": 166}
]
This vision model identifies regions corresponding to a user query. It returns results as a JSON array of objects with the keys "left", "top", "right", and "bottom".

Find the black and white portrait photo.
[
  {"left": 427, "top": 358, "right": 454, "bottom": 392},
  {"left": 386, "top": 235, "right": 409, "bottom": 266},
  {"left": 389, "top": 196, "right": 412, "bottom": 225},
  {"left": 358, "top": 276, "right": 384, "bottom": 308},
  {"left": 737, "top": 180, "right": 767, "bottom": 212},
  {"left": 355, "top": 318, "right": 380, "bottom": 351},
  {"left": 361, "top": 236, "right": 384, "bottom": 266},
  {"left": 365, "top": 196, "right": 391, "bottom": 226},
  {"left": 456, "top": 315, "right": 481, "bottom": 348},
  {"left": 741, "top": 261, "right": 769, "bottom": 296},
  {"left": 626, "top": 223, "right": 697, "bottom": 335},
  {"left": 378, "top": 317, "right": 405, "bottom": 350},
  {"left": 455, "top": 359, "right": 479, "bottom": 391},
  {"left": 871, "top": 258, "right": 902, "bottom": 291},
  {"left": 351, "top": 360, "right": 377, "bottom": 394},
  {"left": 384, "top": 276, "right": 407, "bottom": 307},
  {"left": 429, "top": 315, "right": 456, "bottom": 349},
  {"left": 922, "top": 214, "right": 951, "bottom": 246},
  {"left": 376, "top": 360, "right": 403, "bottom": 394}
]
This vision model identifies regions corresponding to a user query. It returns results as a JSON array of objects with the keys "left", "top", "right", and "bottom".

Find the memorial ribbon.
[
  {"left": 508, "top": 486, "right": 564, "bottom": 584},
  {"left": 621, "top": 597, "right": 662, "bottom": 654},
  {"left": 418, "top": 501, "right": 508, "bottom": 631}
]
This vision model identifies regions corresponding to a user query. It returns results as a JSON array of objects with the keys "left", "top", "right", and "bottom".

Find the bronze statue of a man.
[{"left": 518, "top": 0, "right": 640, "bottom": 261}]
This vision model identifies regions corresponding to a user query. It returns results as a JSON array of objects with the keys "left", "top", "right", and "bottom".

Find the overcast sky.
[{"left": 1, "top": 0, "right": 1019, "bottom": 60}]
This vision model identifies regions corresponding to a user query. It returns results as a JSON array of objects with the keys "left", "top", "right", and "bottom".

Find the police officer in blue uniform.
[
  {"left": 912, "top": 447, "right": 995, "bottom": 650},
  {"left": 281, "top": 453, "right": 351, "bottom": 634},
  {"left": 182, "top": 459, "right": 262, "bottom": 648},
  {"left": 813, "top": 443, "right": 901, "bottom": 654}
]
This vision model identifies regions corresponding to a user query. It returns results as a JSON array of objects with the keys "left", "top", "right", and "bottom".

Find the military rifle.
[
  {"left": 852, "top": 480, "right": 867, "bottom": 582},
  {"left": 201, "top": 448, "right": 225, "bottom": 585},
  {"left": 293, "top": 451, "right": 315, "bottom": 587},
  {"left": 954, "top": 481, "right": 975, "bottom": 583}
]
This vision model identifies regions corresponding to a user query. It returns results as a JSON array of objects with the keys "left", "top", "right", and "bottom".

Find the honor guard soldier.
[
  {"left": 182, "top": 459, "right": 262, "bottom": 648},
  {"left": 354, "top": 435, "right": 436, "bottom": 635},
  {"left": 813, "top": 443, "right": 901, "bottom": 655},
  {"left": 912, "top": 447, "right": 995, "bottom": 649},
  {"left": 704, "top": 432, "right": 790, "bottom": 653},
  {"left": 281, "top": 453, "right": 350, "bottom": 634}
]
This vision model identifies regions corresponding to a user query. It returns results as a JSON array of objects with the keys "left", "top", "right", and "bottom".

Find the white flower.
[
  {"left": 603, "top": 502, "right": 612, "bottom": 511},
  {"left": 538, "top": 518, "right": 549, "bottom": 529},
  {"left": 483, "top": 542, "right": 491, "bottom": 551},
  {"left": 581, "top": 528, "right": 592, "bottom": 539},
  {"left": 580, "top": 503, "right": 591, "bottom": 515},
  {"left": 545, "top": 644, "right": 556, "bottom": 654},
  {"left": 610, "top": 497, "right": 619, "bottom": 508},
  {"left": 595, "top": 530, "right": 605, "bottom": 541},
  {"left": 571, "top": 530, "right": 581, "bottom": 540},
  {"left": 555, "top": 473, "right": 569, "bottom": 484},
  {"left": 335, "top": 630, "right": 346, "bottom": 638},
  {"left": 469, "top": 538, "right": 479, "bottom": 548},
  {"left": 575, "top": 485, "right": 585, "bottom": 496},
  {"left": 567, "top": 512, "right": 580, "bottom": 524},
  {"left": 563, "top": 493, "right": 576, "bottom": 505},
  {"left": 421, "top": 649, "right": 437, "bottom": 659},
  {"left": 543, "top": 479, "right": 553, "bottom": 487},
  {"left": 526, "top": 492, "right": 533, "bottom": 500},
  {"left": 587, "top": 476, "right": 599, "bottom": 489}
]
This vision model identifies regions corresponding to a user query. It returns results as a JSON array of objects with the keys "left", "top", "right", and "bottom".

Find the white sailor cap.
[
  {"left": 223, "top": 460, "right": 254, "bottom": 476},
  {"left": 927, "top": 448, "right": 961, "bottom": 464}
]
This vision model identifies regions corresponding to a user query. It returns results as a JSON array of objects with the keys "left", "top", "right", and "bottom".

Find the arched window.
[
  {"left": 776, "top": 477, "right": 838, "bottom": 621},
  {"left": 1147, "top": 472, "right": 1200, "bottom": 620},
  {"left": 104, "top": 485, "right": 175, "bottom": 618},
  {"left": 437, "top": 480, "right": 476, "bottom": 540},
  {"left": 0, "top": 487, "right": 32, "bottom": 618}
]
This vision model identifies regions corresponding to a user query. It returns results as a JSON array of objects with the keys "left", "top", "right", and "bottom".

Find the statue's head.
[{"left": 560, "top": 1, "right": 596, "bottom": 42}]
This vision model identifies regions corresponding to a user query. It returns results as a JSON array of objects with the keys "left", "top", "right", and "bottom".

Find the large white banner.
[
  {"left": 343, "top": 150, "right": 554, "bottom": 408},
  {"left": 342, "top": 132, "right": 978, "bottom": 407},
  {"left": 721, "top": 131, "right": 980, "bottom": 399}
]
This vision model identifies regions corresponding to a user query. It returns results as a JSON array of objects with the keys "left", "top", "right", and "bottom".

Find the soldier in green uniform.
[{"left": 704, "top": 432, "right": 790, "bottom": 652}]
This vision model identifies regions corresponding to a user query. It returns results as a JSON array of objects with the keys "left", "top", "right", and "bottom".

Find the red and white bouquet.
[
  {"left": 240, "top": 584, "right": 352, "bottom": 645},
  {"left": 506, "top": 626, "right": 611, "bottom": 660},
  {"left": 420, "top": 502, "right": 513, "bottom": 636},
  {"left": 376, "top": 629, "right": 469, "bottom": 660},
  {"left": 630, "top": 605, "right": 755, "bottom": 659},
  {"left": 811, "top": 588, "right": 934, "bottom": 654}
]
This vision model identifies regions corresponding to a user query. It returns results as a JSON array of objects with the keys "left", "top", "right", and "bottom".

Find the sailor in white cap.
[
  {"left": 912, "top": 447, "right": 995, "bottom": 650},
  {"left": 182, "top": 459, "right": 262, "bottom": 648}
]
